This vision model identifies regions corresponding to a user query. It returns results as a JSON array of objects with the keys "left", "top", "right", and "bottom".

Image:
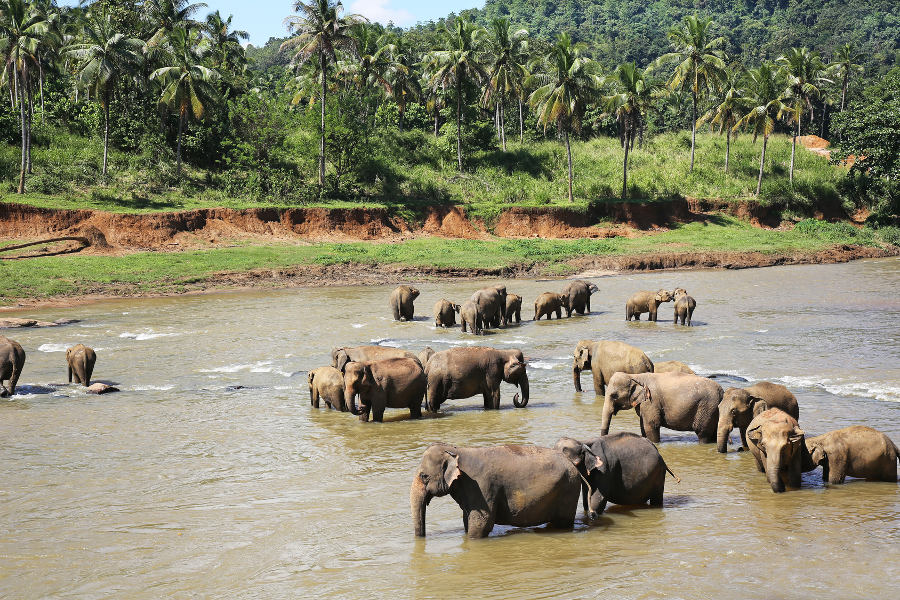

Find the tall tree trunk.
[
  {"left": 621, "top": 118, "right": 630, "bottom": 199},
  {"left": 724, "top": 127, "right": 731, "bottom": 174},
  {"left": 38, "top": 55, "right": 44, "bottom": 122},
  {"left": 26, "top": 72, "right": 33, "bottom": 174},
  {"left": 500, "top": 100, "right": 506, "bottom": 151},
  {"left": 456, "top": 79, "right": 462, "bottom": 172},
  {"left": 176, "top": 110, "right": 184, "bottom": 179},
  {"left": 17, "top": 68, "right": 26, "bottom": 194},
  {"left": 494, "top": 102, "right": 500, "bottom": 145},
  {"left": 434, "top": 111, "right": 439, "bottom": 137},
  {"left": 319, "top": 52, "right": 326, "bottom": 188},
  {"left": 789, "top": 117, "right": 798, "bottom": 186},
  {"left": 820, "top": 103, "right": 827, "bottom": 138},
  {"left": 518, "top": 97, "right": 523, "bottom": 144},
  {"left": 102, "top": 89, "right": 110, "bottom": 177},
  {"left": 690, "top": 89, "right": 697, "bottom": 172},
  {"left": 756, "top": 134, "right": 768, "bottom": 196},
  {"left": 398, "top": 104, "right": 404, "bottom": 132},
  {"left": 840, "top": 72, "right": 848, "bottom": 112},
  {"left": 564, "top": 127, "right": 573, "bottom": 203}
]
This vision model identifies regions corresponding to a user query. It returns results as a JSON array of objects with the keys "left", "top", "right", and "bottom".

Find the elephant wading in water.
[
  {"left": 331, "top": 345, "right": 416, "bottom": 372},
  {"left": 470, "top": 285, "right": 507, "bottom": 329},
  {"left": 717, "top": 382, "right": 799, "bottom": 453},
  {"left": 626, "top": 289, "right": 674, "bottom": 322},
  {"left": 504, "top": 294, "right": 522, "bottom": 324},
  {"left": 746, "top": 408, "right": 811, "bottom": 493},
  {"left": 805, "top": 426, "right": 899, "bottom": 484},
  {"left": 555, "top": 433, "right": 680, "bottom": 518},
  {"left": 411, "top": 443, "right": 581, "bottom": 538},
  {"left": 534, "top": 292, "right": 569, "bottom": 320},
  {"left": 562, "top": 280, "right": 599, "bottom": 316},
  {"left": 673, "top": 288, "right": 696, "bottom": 326},
  {"left": 433, "top": 299, "right": 460, "bottom": 328},
  {"left": 308, "top": 366, "right": 346, "bottom": 411},
  {"left": 601, "top": 372, "right": 723, "bottom": 443},
  {"left": 389, "top": 285, "right": 420, "bottom": 321},
  {"left": 459, "top": 300, "right": 483, "bottom": 335},
  {"left": 572, "top": 339, "right": 653, "bottom": 395},
  {"left": 425, "top": 347, "right": 529, "bottom": 410},
  {"left": 66, "top": 344, "right": 96, "bottom": 386},
  {"left": 653, "top": 361, "right": 695, "bottom": 375},
  {"left": 343, "top": 357, "right": 426, "bottom": 422},
  {"left": 0, "top": 336, "right": 25, "bottom": 397}
]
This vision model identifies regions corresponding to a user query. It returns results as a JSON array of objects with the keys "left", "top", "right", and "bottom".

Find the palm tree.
[
  {"left": 149, "top": 26, "right": 219, "bottom": 178},
  {"left": 202, "top": 10, "right": 248, "bottom": 76},
  {"left": 145, "top": 0, "right": 207, "bottom": 48},
  {"left": 831, "top": 43, "right": 863, "bottom": 113},
  {"left": 66, "top": 8, "right": 144, "bottom": 177},
  {"left": 603, "top": 62, "right": 660, "bottom": 199},
  {"left": 733, "top": 62, "right": 793, "bottom": 196},
  {"left": 777, "top": 46, "right": 828, "bottom": 185},
  {"left": 427, "top": 16, "right": 488, "bottom": 172},
  {"left": 281, "top": 0, "right": 361, "bottom": 187},
  {"left": 382, "top": 35, "right": 420, "bottom": 131},
  {"left": 481, "top": 18, "right": 529, "bottom": 151},
  {"left": 653, "top": 15, "right": 726, "bottom": 172},
  {"left": 528, "top": 33, "right": 599, "bottom": 203},
  {"left": 697, "top": 63, "right": 744, "bottom": 174}
]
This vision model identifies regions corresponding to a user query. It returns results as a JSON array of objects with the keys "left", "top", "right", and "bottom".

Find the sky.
[{"left": 62, "top": 1, "right": 484, "bottom": 47}]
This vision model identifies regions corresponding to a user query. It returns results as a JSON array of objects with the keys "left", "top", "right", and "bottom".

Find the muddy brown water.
[{"left": 2, "top": 259, "right": 899, "bottom": 598}]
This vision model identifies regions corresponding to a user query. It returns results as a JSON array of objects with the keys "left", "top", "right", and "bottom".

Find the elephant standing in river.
[
  {"left": 746, "top": 408, "right": 811, "bottom": 493},
  {"left": 66, "top": 344, "right": 96, "bottom": 387},
  {"left": 504, "top": 294, "right": 522, "bottom": 324},
  {"left": 389, "top": 285, "right": 419, "bottom": 321},
  {"left": 601, "top": 372, "right": 723, "bottom": 443},
  {"left": 0, "top": 336, "right": 25, "bottom": 397},
  {"left": 459, "top": 300, "right": 483, "bottom": 335},
  {"left": 425, "top": 347, "right": 528, "bottom": 410},
  {"left": 433, "top": 299, "right": 460, "bottom": 328},
  {"left": 343, "top": 357, "right": 426, "bottom": 422},
  {"left": 308, "top": 366, "right": 346, "bottom": 410},
  {"left": 471, "top": 285, "right": 507, "bottom": 329},
  {"left": 562, "top": 280, "right": 599, "bottom": 316},
  {"left": 805, "top": 426, "right": 899, "bottom": 484},
  {"left": 331, "top": 345, "right": 416, "bottom": 372},
  {"left": 653, "top": 361, "right": 695, "bottom": 375},
  {"left": 672, "top": 288, "right": 696, "bottom": 326},
  {"left": 411, "top": 443, "right": 581, "bottom": 538},
  {"left": 573, "top": 339, "right": 653, "bottom": 395},
  {"left": 626, "top": 289, "right": 674, "bottom": 322},
  {"left": 534, "top": 292, "right": 569, "bottom": 320},
  {"left": 717, "top": 382, "right": 799, "bottom": 453}
]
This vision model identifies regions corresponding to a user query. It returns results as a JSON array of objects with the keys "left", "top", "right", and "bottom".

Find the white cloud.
[{"left": 347, "top": 0, "right": 415, "bottom": 26}]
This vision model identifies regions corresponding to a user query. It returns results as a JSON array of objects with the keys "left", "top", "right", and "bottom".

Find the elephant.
[
  {"left": 0, "top": 335, "right": 25, "bottom": 397},
  {"left": 389, "top": 285, "right": 420, "bottom": 321},
  {"left": 626, "top": 289, "right": 674, "bottom": 322},
  {"left": 673, "top": 288, "right": 696, "bottom": 326},
  {"left": 459, "top": 300, "right": 483, "bottom": 335},
  {"left": 433, "top": 299, "right": 460, "bottom": 328},
  {"left": 308, "top": 366, "right": 346, "bottom": 411},
  {"left": 66, "top": 344, "right": 96, "bottom": 387},
  {"left": 653, "top": 361, "right": 695, "bottom": 375},
  {"left": 805, "top": 426, "right": 899, "bottom": 484},
  {"left": 534, "top": 292, "right": 569, "bottom": 320},
  {"left": 343, "top": 357, "right": 426, "bottom": 422},
  {"left": 555, "top": 433, "right": 680, "bottom": 519},
  {"left": 417, "top": 347, "right": 435, "bottom": 369},
  {"left": 425, "top": 347, "right": 528, "bottom": 411},
  {"left": 411, "top": 443, "right": 581, "bottom": 538},
  {"left": 562, "top": 280, "right": 599, "bottom": 316},
  {"left": 504, "top": 294, "right": 522, "bottom": 324},
  {"left": 717, "top": 382, "right": 799, "bottom": 453},
  {"left": 601, "top": 372, "right": 723, "bottom": 443},
  {"left": 331, "top": 345, "right": 416, "bottom": 372},
  {"left": 470, "top": 285, "right": 507, "bottom": 329},
  {"left": 746, "top": 408, "right": 811, "bottom": 493},
  {"left": 572, "top": 339, "right": 653, "bottom": 395}
]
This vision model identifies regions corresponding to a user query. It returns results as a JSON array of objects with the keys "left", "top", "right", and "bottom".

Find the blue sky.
[{"left": 63, "top": 2, "right": 483, "bottom": 47}]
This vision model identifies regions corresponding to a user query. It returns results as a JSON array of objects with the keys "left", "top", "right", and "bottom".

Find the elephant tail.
[{"left": 663, "top": 460, "right": 681, "bottom": 484}]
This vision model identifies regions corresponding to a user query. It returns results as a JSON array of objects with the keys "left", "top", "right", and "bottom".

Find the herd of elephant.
[{"left": 0, "top": 337, "right": 95, "bottom": 397}]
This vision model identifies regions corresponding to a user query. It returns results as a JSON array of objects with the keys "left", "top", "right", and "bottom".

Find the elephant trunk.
[
  {"left": 513, "top": 372, "right": 529, "bottom": 408},
  {"left": 573, "top": 365, "right": 582, "bottom": 392},
  {"left": 600, "top": 395, "right": 614, "bottom": 436},
  {"left": 345, "top": 383, "right": 361, "bottom": 416},
  {"left": 716, "top": 424, "right": 731, "bottom": 454},
  {"left": 411, "top": 476, "right": 430, "bottom": 537},
  {"left": 766, "top": 456, "right": 786, "bottom": 493}
]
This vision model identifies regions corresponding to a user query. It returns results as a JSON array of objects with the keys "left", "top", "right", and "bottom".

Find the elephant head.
[
  {"left": 805, "top": 438, "right": 827, "bottom": 468},
  {"left": 554, "top": 436, "right": 605, "bottom": 518},
  {"left": 502, "top": 350, "right": 529, "bottom": 407},
  {"left": 747, "top": 418, "right": 805, "bottom": 493},
  {"left": 331, "top": 348, "right": 352, "bottom": 372},
  {"left": 717, "top": 388, "right": 766, "bottom": 452},
  {"left": 587, "top": 282, "right": 600, "bottom": 295},
  {"left": 655, "top": 289, "right": 674, "bottom": 303},
  {"left": 572, "top": 340, "right": 594, "bottom": 392},
  {"left": 417, "top": 347, "right": 435, "bottom": 368},
  {"left": 492, "top": 285, "right": 507, "bottom": 303},
  {"left": 411, "top": 443, "right": 463, "bottom": 537},
  {"left": 342, "top": 361, "right": 374, "bottom": 416},
  {"left": 672, "top": 287, "right": 688, "bottom": 299},
  {"left": 410, "top": 287, "right": 421, "bottom": 300},
  {"left": 600, "top": 373, "right": 649, "bottom": 435}
]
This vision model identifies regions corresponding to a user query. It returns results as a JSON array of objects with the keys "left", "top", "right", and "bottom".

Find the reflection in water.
[{"left": 1, "top": 258, "right": 899, "bottom": 597}]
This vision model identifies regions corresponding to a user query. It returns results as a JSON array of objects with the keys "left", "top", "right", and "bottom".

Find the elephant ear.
[
  {"left": 747, "top": 426, "right": 763, "bottom": 446},
  {"left": 789, "top": 428, "right": 805, "bottom": 445},
  {"left": 749, "top": 396, "right": 768, "bottom": 417},
  {"left": 443, "top": 451, "right": 461, "bottom": 489},
  {"left": 556, "top": 438, "right": 584, "bottom": 469},
  {"left": 335, "top": 350, "right": 350, "bottom": 373},
  {"left": 583, "top": 446, "right": 604, "bottom": 473}
]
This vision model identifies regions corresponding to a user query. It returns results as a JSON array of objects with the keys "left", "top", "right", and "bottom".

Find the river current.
[{"left": 2, "top": 258, "right": 899, "bottom": 598}]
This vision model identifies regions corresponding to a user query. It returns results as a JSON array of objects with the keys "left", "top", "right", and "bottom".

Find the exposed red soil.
[
  {"left": 421, "top": 205, "right": 488, "bottom": 239},
  {"left": 494, "top": 207, "right": 627, "bottom": 238}
]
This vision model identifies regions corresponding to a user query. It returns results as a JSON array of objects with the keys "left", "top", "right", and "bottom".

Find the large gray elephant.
[
  {"left": 672, "top": 288, "right": 697, "bottom": 326},
  {"left": 601, "top": 372, "right": 723, "bottom": 443},
  {"left": 433, "top": 299, "right": 460, "bottom": 327},
  {"left": 805, "top": 426, "right": 899, "bottom": 484},
  {"left": 562, "top": 280, "right": 599, "bottom": 316},
  {"left": 717, "top": 382, "right": 799, "bottom": 453},
  {"left": 746, "top": 408, "right": 811, "bottom": 493},
  {"left": 470, "top": 285, "right": 507, "bottom": 328},
  {"left": 534, "top": 292, "right": 569, "bottom": 320},
  {"left": 626, "top": 289, "right": 674, "bottom": 321},
  {"left": 411, "top": 443, "right": 581, "bottom": 538},
  {"left": 425, "top": 347, "right": 529, "bottom": 410},
  {"left": 653, "top": 361, "right": 695, "bottom": 375},
  {"left": 0, "top": 335, "right": 25, "bottom": 397},
  {"left": 331, "top": 345, "right": 416, "bottom": 372},
  {"left": 308, "top": 366, "right": 346, "bottom": 410},
  {"left": 459, "top": 300, "right": 483, "bottom": 335},
  {"left": 555, "top": 433, "right": 679, "bottom": 519},
  {"left": 389, "top": 285, "right": 420, "bottom": 321},
  {"left": 343, "top": 357, "right": 426, "bottom": 422},
  {"left": 572, "top": 339, "right": 653, "bottom": 395},
  {"left": 66, "top": 344, "right": 96, "bottom": 387}
]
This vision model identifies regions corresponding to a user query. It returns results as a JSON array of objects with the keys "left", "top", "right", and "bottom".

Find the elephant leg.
[
  {"left": 645, "top": 423, "right": 661, "bottom": 443},
  {"left": 464, "top": 509, "right": 494, "bottom": 538},
  {"left": 409, "top": 402, "right": 422, "bottom": 419},
  {"left": 311, "top": 387, "right": 320, "bottom": 408},
  {"left": 372, "top": 405, "right": 386, "bottom": 422},
  {"left": 649, "top": 486, "right": 664, "bottom": 507},
  {"left": 491, "top": 387, "right": 501, "bottom": 410},
  {"left": 392, "top": 304, "right": 401, "bottom": 321},
  {"left": 555, "top": 308, "right": 561, "bottom": 319},
  {"left": 550, "top": 514, "right": 575, "bottom": 530},
  {"left": 482, "top": 390, "right": 493, "bottom": 410},
  {"left": 515, "top": 310, "right": 521, "bottom": 323}
]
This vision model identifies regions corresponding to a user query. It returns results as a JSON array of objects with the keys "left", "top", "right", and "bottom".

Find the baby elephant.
[
  {"left": 504, "top": 293, "right": 522, "bottom": 324},
  {"left": 672, "top": 288, "right": 696, "bottom": 326},
  {"left": 308, "top": 366, "right": 346, "bottom": 411},
  {"left": 717, "top": 382, "right": 799, "bottom": 453},
  {"left": 66, "top": 344, "right": 96, "bottom": 387},
  {"left": 555, "top": 433, "right": 679, "bottom": 519},
  {"left": 389, "top": 285, "right": 419, "bottom": 321},
  {"left": 0, "top": 335, "right": 26, "bottom": 397},
  {"left": 626, "top": 289, "right": 674, "bottom": 322},
  {"left": 459, "top": 300, "right": 483, "bottom": 335},
  {"left": 746, "top": 408, "right": 810, "bottom": 493},
  {"left": 805, "top": 426, "right": 899, "bottom": 484},
  {"left": 433, "top": 299, "right": 460, "bottom": 328},
  {"left": 534, "top": 292, "right": 568, "bottom": 320}
]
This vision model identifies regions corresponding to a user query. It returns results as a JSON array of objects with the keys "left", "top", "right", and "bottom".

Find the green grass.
[{"left": 0, "top": 217, "right": 882, "bottom": 301}]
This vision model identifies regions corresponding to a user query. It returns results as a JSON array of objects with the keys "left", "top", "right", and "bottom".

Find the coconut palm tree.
[
  {"left": 697, "top": 63, "right": 745, "bottom": 174},
  {"left": 653, "top": 15, "right": 726, "bottom": 172},
  {"left": 145, "top": 0, "right": 207, "bottom": 48},
  {"left": 281, "top": 0, "right": 361, "bottom": 187},
  {"left": 777, "top": 46, "right": 829, "bottom": 185},
  {"left": 528, "top": 33, "right": 599, "bottom": 203},
  {"left": 382, "top": 34, "right": 420, "bottom": 131},
  {"left": 66, "top": 8, "right": 144, "bottom": 177},
  {"left": 149, "top": 25, "right": 219, "bottom": 178},
  {"left": 482, "top": 18, "right": 528, "bottom": 151},
  {"left": 202, "top": 10, "right": 247, "bottom": 76},
  {"left": 733, "top": 62, "right": 793, "bottom": 196},
  {"left": 831, "top": 42, "right": 863, "bottom": 113}
]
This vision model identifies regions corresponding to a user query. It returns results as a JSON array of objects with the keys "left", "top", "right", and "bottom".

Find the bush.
[
  {"left": 27, "top": 172, "right": 70, "bottom": 194},
  {"left": 793, "top": 219, "right": 874, "bottom": 243},
  {"left": 874, "top": 225, "right": 900, "bottom": 246}
]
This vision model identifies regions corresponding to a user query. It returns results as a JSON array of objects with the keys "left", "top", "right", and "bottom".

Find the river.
[{"left": 2, "top": 258, "right": 899, "bottom": 598}]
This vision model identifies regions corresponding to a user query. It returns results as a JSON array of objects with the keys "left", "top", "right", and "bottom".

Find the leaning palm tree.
[
  {"left": 777, "top": 46, "right": 829, "bottom": 185},
  {"left": 697, "top": 63, "right": 745, "bottom": 174},
  {"left": 528, "top": 33, "right": 599, "bottom": 203},
  {"left": 482, "top": 18, "right": 529, "bottom": 150},
  {"left": 66, "top": 8, "right": 144, "bottom": 177},
  {"left": 281, "top": 0, "right": 361, "bottom": 187},
  {"left": 733, "top": 62, "right": 793, "bottom": 196},
  {"left": 653, "top": 15, "right": 726, "bottom": 172},
  {"left": 149, "top": 26, "right": 219, "bottom": 178},
  {"left": 831, "top": 42, "right": 864, "bottom": 113}
]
